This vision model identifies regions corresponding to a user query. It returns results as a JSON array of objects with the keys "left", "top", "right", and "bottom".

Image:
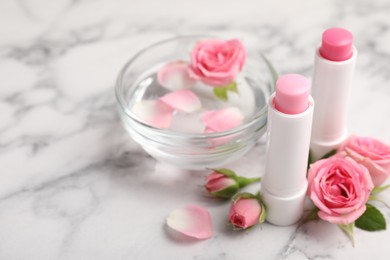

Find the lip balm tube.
[
  {"left": 261, "top": 74, "right": 314, "bottom": 226},
  {"left": 310, "top": 27, "right": 357, "bottom": 161}
]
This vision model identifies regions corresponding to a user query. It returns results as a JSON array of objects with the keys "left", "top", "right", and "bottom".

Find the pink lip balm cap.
[
  {"left": 320, "top": 27, "right": 354, "bottom": 61},
  {"left": 274, "top": 74, "right": 310, "bottom": 115}
]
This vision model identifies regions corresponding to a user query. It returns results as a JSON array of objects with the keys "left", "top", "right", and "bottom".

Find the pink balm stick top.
[
  {"left": 320, "top": 27, "right": 353, "bottom": 62},
  {"left": 274, "top": 74, "right": 310, "bottom": 115}
]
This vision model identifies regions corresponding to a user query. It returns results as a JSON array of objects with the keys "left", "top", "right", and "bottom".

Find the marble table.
[{"left": 1, "top": 0, "right": 390, "bottom": 259}]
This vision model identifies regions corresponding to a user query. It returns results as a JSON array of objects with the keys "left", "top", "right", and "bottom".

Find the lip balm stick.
[
  {"left": 310, "top": 27, "right": 357, "bottom": 161},
  {"left": 261, "top": 74, "right": 314, "bottom": 226}
]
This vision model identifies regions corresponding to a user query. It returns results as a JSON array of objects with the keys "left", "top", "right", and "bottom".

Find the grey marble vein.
[{"left": 0, "top": 0, "right": 390, "bottom": 259}]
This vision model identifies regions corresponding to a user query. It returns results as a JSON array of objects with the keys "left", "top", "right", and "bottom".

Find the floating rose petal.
[
  {"left": 157, "top": 61, "right": 196, "bottom": 91},
  {"left": 132, "top": 100, "right": 173, "bottom": 129},
  {"left": 166, "top": 205, "right": 213, "bottom": 240},
  {"left": 160, "top": 89, "right": 202, "bottom": 113},
  {"left": 202, "top": 107, "right": 244, "bottom": 132}
]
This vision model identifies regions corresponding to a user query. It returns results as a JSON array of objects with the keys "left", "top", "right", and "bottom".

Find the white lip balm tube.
[
  {"left": 261, "top": 74, "right": 314, "bottom": 226},
  {"left": 310, "top": 27, "right": 357, "bottom": 161}
]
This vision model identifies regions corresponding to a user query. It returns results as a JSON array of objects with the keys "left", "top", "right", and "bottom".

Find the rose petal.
[
  {"left": 205, "top": 177, "right": 236, "bottom": 193},
  {"left": 205, "top": 172, "right": 225, "bottom": 182},
  {"left": 157, "top": 61, "right": 196, "bottom": 91},
  {"left": 159, "top": 89, "right": 202, "bottom": 113},
  {"left": 132, "top": 100, "right": 173, "bottom": 129},
  {"left": 202, "top": 107, "right": 244, "bottom": 132},
  {"left": 318, "top": 204, "right": 366, "bottom": 225},
  {"left": 166, "top": 205, "right": 213, "bottom": 239}
]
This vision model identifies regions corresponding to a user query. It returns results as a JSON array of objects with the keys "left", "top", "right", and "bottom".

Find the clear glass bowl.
[{"left": 115, "top": 35, "right": 277, "bottom": 169}]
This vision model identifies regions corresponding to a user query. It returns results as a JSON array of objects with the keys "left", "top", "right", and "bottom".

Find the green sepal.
[
  {"left": 338, "top": 222, "right": 355, "bottom": 247},
  {"left": 236, "top": 176, "right": 261, "bottom": 188},
  {"left": 232, "top": 192, "right": 258, "bottom": 202},
  {"left": 211, "top": 168, "right": 237, "bottom": 180},
  {"left": 302, "top": 207, "right": 320, "bottom": 223},
  {"left": 259, "top": 203, "right": 267, "bottom": 224},
  {"left": 372, "top": 184, "right": 390, "bottom": 195},
  {"left": 213, "top": 82, "right": 238, "bottom": 101},
  {"left": 210, "top": 183, "right": 239, "bottom": 199},
  {"left": 355, "top": 204, "right": 386, "bottom": 231}
]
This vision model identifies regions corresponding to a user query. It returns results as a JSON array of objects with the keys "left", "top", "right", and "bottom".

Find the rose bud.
[
  {"left": 204, "top": 169, "right": 261, "bottom": 199},
  {"left": 338, "top": 135, "right": 390, "bottom": 186},
  {"left": 228, "top": 192, "right": 266, "bottom": 230}
]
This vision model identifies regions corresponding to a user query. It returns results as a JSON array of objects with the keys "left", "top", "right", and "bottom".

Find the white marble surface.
[{"left": 1, "top": 0, "right": 390, "bottom": 259}]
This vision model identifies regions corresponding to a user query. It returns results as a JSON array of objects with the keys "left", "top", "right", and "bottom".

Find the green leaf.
[
  {"left": 339, "top": 223, "right": 355, "bottom": 247},
  {"left": 213, "top": 82, "right": 238, "bottom": 101},
  {"left": 372, "top": 184, "right": 390, "bottom": 195},
  {"left": 355, "top": 204, "right": 386, "bottom": 231},
  {"left": 320, "top": 149, "right": 338, "bottom": 160}
]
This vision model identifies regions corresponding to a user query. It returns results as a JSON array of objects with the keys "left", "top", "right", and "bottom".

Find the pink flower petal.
[
  {"left": 159, "top": 89, "right": 202, "bottom": 113},
  {"left": 132, "top": 100, "right": 173, "bottom": 129},
  {"left": 202, "top": 107, "right": 244, "bottom": 132},
  {"left": 157, "top": 61, "right": 196, "bottom": 90},
  {"left": 166, "top": 205, "right": 213, "bottom": 240},
  {"left": 205, "top": 172, "right": 225, "bottom": 182},
  {"left": 205, "top": 177, "right": 236, "bottom": 193}
]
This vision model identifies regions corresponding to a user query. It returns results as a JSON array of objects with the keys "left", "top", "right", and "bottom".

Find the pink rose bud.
[
  {"left": 190, "top": 39, "right": 246, "bottom": 87},
  {"left": 204, "top": 169, "right": 261, "bottom": 199},
  {"left": 228, "top": 193, "right": 266, "bottom": 230},
  {"left": 307, "top": 156, "right": 374, "bottom": 225},
  {"left": 338, "top": 135, "right": 390, "bottom": 186}
]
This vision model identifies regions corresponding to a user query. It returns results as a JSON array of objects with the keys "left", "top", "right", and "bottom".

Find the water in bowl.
[{"left": 128, "top": 65, "right": 267, "bottom": 134}]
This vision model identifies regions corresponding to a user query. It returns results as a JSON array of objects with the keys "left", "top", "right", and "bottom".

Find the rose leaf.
[
  {"left": 320, "top": 149, "right": 338, "bottom": 160},
  {"left": 355, "top": 204, "right": 386, "bottom": 231}
]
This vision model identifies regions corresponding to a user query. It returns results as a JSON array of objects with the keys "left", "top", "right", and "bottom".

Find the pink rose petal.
[
  {"left": 166, "top": 205, "right": 213, "bottom": 240},
  {"left": 158, "top": 61, "right": 196, "bottom": 90},
  {"left": 159, "top": 89, "right": 202, "bottom": 113},
  {"left": 202, "top": 107, "right": 244, "bottom": 132},
  {"left": 132, "top": 100, "right": 173, "bottom": 129},
  {"left": 205, "top": 171, "right": 225, "bottom": 182}
]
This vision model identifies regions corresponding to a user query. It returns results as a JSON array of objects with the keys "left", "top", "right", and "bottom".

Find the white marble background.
[{"left": 1, "top": 0, "right": 390, "bottom": 259}]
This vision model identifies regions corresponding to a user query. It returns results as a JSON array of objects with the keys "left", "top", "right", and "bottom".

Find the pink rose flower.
[
  {"left": 190, "top": 39, "right": 246, "bottom": 87},
  {"left": 339, "top": 135, "right": 390, "bottom": 186},
  {"left": 307, "top": 157, "right": 374, "bottom": 225},
  {"left": 228, "top": 193, "right": 265, "bottom": 229}
]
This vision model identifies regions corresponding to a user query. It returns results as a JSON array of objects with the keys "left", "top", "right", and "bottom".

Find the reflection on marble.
[{"left": 1, "top": 0, "right": 390, "bottom": 259}]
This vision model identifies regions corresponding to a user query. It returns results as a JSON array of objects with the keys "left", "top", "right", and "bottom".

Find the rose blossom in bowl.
[{"left": 115, "top": 35, "right": 277, "bottom": 169}]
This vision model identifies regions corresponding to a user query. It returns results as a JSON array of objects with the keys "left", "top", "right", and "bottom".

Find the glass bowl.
[{"left": 115, "top": 35, "right": 277, "bottom": 169}]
